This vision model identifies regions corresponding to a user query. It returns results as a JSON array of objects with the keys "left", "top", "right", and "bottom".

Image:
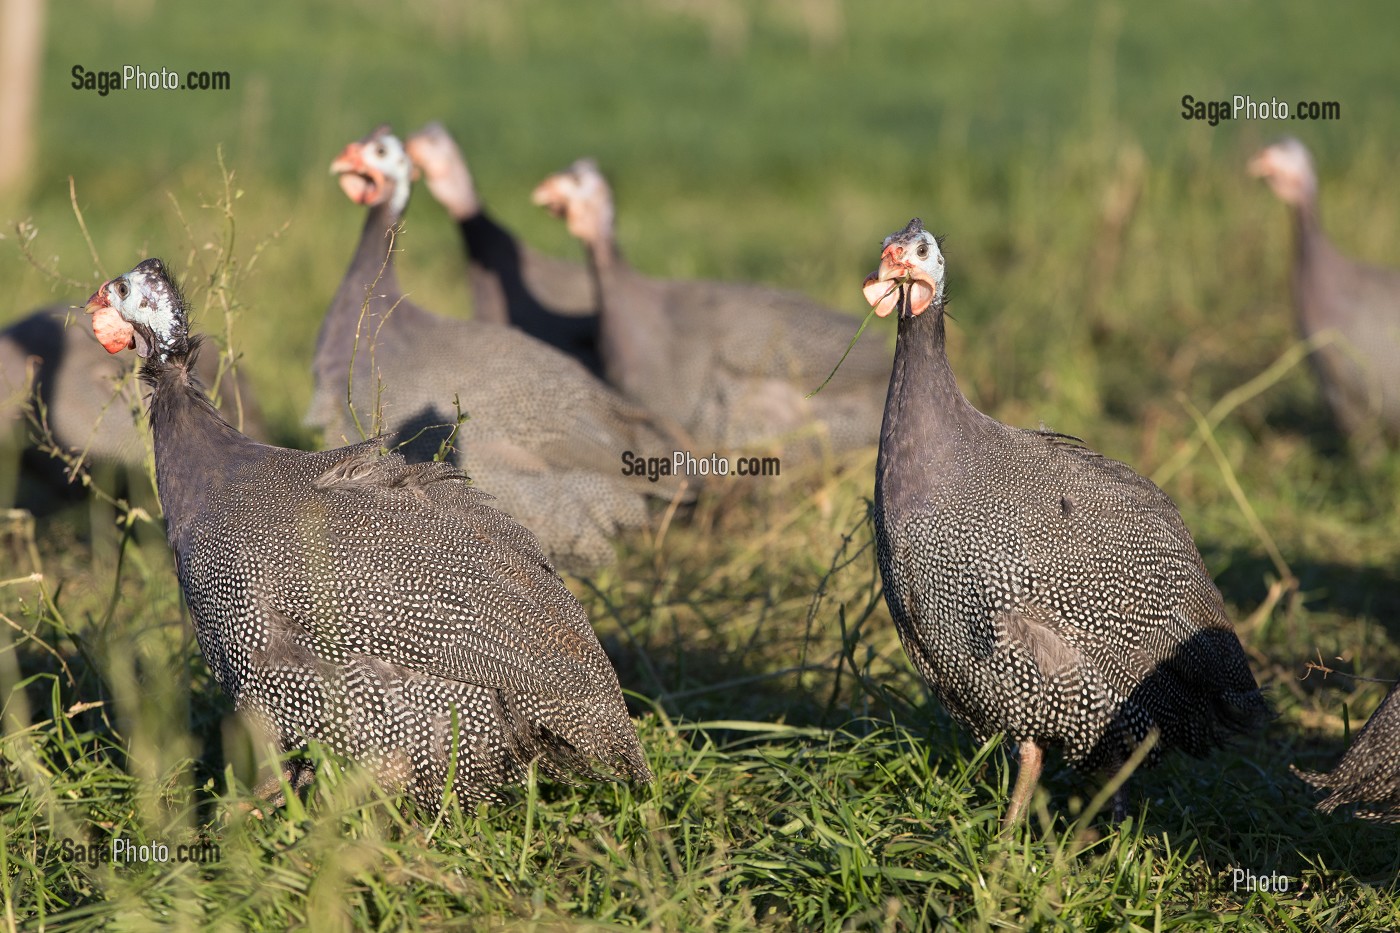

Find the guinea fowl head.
[
  {"left": 531, "top": 158, "right": 614, "bottom": 244},
  {"left": 862, "top": 218, "right": 946, "bottom": 319},
  {"left": 404, "top": 122, "right": 478, "bottom": 220},
  {"left": 331, "top": 125, "right": 413, "bottom": 216},
  {"left": 85, "top": 258, "right": 190, "bottom": 362},
  {"left": 1249, "top": 137, "right": 1318, "bottom": 208}
]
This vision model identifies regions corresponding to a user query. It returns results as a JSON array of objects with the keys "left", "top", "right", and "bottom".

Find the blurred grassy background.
[
  {"left": 4, "top": 0, "right": 1399, "bottom": 441},
  {"left": 3, "top": 0, "right": 1400, "bottom": 927}
]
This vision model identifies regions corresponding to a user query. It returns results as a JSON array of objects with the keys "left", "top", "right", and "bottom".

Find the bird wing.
[
  {"left": 1010, "top": 431, "right": 1246, "bottom": 695},
  {"left": 215, "top": 444, "right": 612, "bottom": 701}
]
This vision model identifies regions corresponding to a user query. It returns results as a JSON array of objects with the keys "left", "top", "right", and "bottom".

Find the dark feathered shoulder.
[
  {"left": 310, "top": 438, "right": 556, "bottom": 571},
  {"left": 313, "top": 441, "right": 466, "bottom": 491},
  {"left": 1036, "top": 429, "right": 1089, "bottom": 450}
]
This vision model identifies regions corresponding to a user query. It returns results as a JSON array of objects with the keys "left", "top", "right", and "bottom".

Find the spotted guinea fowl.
[
  {"left": 532, "top": 159, "right": 887, "bottom": 462},
  {"left": 1250, "top": 138, "right": 1400, "bottom": 444},
  {"left": 2, "top": 302, "right": 257, "bottom": 478},
  {"left": 1295, "top": 679, "right": 1400, "bottom": 822},
  {"left": 84, "top": 258, "right": 651, "bottom": 810},
  {"left": 308, "top": 126, "right": 690, "bottom": 573},
  {"left": 866, "top": 218, "right": 1268, "bottom": 825},
  {"left": 403, "top": 122, "right": 601, "bottom": 373}
]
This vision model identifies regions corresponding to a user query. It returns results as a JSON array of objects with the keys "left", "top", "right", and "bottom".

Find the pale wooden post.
[{"left": 0, "top": 0, "right": 46, "bottom": 193}]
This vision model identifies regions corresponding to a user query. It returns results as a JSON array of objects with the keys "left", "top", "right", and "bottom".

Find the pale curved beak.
[
  {"left": 862, "top": 243, "right": 937, "bottom": 318},
  {"left": 330, "top": 141, "right": 364, "bottom": 176},
  {"left": 531, "top": 175, "right": 570, "bottom": 216}
]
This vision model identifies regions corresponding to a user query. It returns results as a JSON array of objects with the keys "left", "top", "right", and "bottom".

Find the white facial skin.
[
  {"left": 531, "top": 159, "right": 615, "bottom": 244},
  {"left": 331, "top": 128, "right": 413, "bottom": 216},
  {"left": 863, "top": 224, "right": 946, "bottom": 318},
  {"left": 86, "top": 259, "right": 185, "bottom": 360},
  {"left": 1249, "top": 138, "right": 1318, "bottom": 207},
  {"left": 405, "top": 122, "right": 479, "bottom": 220}
]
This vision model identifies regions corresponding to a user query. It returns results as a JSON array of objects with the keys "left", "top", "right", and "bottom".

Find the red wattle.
[
  {"left": 91, "top": 304, "right": 135, "bottom": 354},
  {"left": 863, "top": 273, "right": 902, "bottom": 318},
  {"left": 907, "top": 280, "right": 934, "bottom": 315}
]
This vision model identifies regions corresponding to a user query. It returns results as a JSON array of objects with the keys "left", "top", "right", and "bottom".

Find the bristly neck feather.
[{"left": 142, "top": 338, "right": 267, "bottom": 554}]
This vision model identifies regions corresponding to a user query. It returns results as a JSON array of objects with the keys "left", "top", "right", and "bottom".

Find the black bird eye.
[
  {"left": 916, "top": 243, "right": 929, "bottom": 260},
  {"left": 115, "top": 280, "right": 129, "bottom": 300},
  {"left": 375, "top": 144, "right": 387, "bottom": 158}
]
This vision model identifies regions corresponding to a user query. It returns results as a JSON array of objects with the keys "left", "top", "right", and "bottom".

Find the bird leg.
[
  {"left": 1110, "top": 785, "right": 1128, "bottom": 823},
  {"left": 1003, "top": 740, "right": 1044, "bottom": 827}
]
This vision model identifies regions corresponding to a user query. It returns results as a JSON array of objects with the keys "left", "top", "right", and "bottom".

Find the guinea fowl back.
[
  {"left": 883, "top": 424, "right": 1262, "bottom": 765},
  {"left": 178, "top": 440, "right": 651, "bottom": 799},
  {"left": 671, "top": 279, "right": 890, "bottom": 453},
  {"left": 88, "top": 257, "right": 650, "bottom": 811},
  {"left": 309, "top": 128, "right": 691, "bottom": 572},
  {"left": 534, "top": 159, "right": 888, "bottom": 461}
]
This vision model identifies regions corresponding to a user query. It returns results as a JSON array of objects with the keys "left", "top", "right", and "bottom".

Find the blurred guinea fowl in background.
[
  {"left": 532, "top": 158, "right": 887, "bottom": 463},
  {"left": 1, "top": 302, "right": 258, "bottom": 502},
  {"left": 84, "top": 257, "right": 652, "bottom": 812},
  {"left": 404, "top": 122, "right": 601, "bottom": 373},
  {"left": 865, "top": 218, "right": 1268, "bottom": 826},
  {"left": 1295, "top": 679, "right": 1400, "bottom": 823},
  {"left": 1249, "top": 137, "right": 1400, "bottom": 445},
  {"left": 308, "top": 126, "right": 692, "bottom": 573}
]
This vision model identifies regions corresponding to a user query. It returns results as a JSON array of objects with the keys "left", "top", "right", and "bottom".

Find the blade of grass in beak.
[{"left": 806, "top": 297, "right": 888, "bottom": 398}]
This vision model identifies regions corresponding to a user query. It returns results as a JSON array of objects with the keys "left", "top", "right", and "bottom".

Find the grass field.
[{"left": 3, "top": 1, "right": 1400, "bottom": 929}]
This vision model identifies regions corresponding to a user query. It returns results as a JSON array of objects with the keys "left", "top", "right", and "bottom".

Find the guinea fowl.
[
  {"left": 308, "top": 127, "right": 690, "bottom": 573},
  {"left": 1295, "top": 680, "right": 1400, "bottom": 822},
  {"left": 1249, "top": 138, "right": 1400, "bottom": 443},
  {"left": 404, "top": 123, "right": 601, "bottom": 373},
  {"left": 532, "top": 159, "right": 887, "bottom": 462},
  {"left": 2, "top": 303, "right": 256, "bottom": 479},
  {"left": 84, "top": 258, "right": 651, "bottom": 811},
  {"left": 866, "top": 218, "right": 1268, "bottom": 825}
]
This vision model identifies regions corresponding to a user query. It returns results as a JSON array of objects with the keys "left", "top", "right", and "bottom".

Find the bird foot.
[{"left": 240, "top": 760, "right": 316, "bottom": 818}]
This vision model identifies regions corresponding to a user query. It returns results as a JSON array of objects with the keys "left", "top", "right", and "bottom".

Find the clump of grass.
[{"left": 4, "top": 3, "right": 1400, "bottom": 927}]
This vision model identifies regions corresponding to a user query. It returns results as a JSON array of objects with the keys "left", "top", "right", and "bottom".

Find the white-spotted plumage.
[
  {"left": 85, "top": 259, "right": 652, "bottom": 810},
  {"left": 869, "top": 218, "right": 1267, "bottom": 824},
  {"left": 311, "top": 127, "right": 692, "bottom": 573},
  {"left": 1295, "top": 680, "right": 1400, "bottom": 822}
]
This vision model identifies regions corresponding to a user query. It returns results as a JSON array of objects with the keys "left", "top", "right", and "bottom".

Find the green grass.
[{"left": 4, "top": 1, "right": 1400, "bottom": 929}]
